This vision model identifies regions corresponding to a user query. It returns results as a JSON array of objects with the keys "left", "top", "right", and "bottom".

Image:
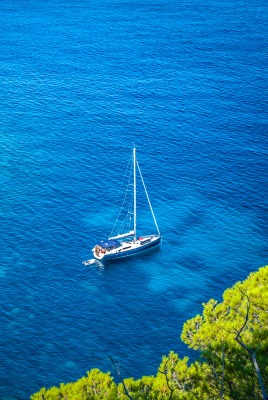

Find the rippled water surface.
[{"left": 1, "top": 0, "right": 267, "bottom": 398}]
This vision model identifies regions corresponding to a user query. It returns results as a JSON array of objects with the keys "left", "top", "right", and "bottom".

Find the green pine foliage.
[
  {"left": 31, "top": 369, "right": 117, "bottom": 400},
  {"left": 31, "top": 266, "right": 268, "bottom": 400},
  {"left": 181, "top": 265, "right": 268, "bottom": 399}
]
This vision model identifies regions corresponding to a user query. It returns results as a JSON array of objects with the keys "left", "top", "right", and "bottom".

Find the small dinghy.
[{"left": 82, "top": 259, "right": 96, "bottom": 266}]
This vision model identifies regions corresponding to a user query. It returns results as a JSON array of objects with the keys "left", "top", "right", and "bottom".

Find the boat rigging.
[{"left": 83, "top": 147, "right": 161, "bottom": 264}]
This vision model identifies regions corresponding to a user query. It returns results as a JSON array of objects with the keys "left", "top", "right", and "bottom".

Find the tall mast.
[{"left": 133, "top": 146, "right": 137, "bottom": 241}]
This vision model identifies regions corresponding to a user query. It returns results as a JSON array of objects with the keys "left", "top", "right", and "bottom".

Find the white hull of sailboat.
[{"left": 92, "top": 235, "right": 161, "bottom": 261}]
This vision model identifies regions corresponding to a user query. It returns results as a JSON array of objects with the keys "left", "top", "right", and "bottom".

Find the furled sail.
[{"left": 109, "top": 230, "right": 134, "bottom": 240}]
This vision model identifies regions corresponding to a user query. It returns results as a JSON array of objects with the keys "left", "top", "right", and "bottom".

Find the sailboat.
[{"left": 86, "top": 147, "right": 161, "bottom": 263}]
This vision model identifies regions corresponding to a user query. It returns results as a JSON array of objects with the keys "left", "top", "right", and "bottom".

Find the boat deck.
[{"left": 93, "top": 235, "right": 160, "bottom": 260}]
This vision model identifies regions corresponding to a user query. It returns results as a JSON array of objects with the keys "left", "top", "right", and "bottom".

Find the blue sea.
[{"left": 1, "top": 0, "right": 267, "bottom": 398}]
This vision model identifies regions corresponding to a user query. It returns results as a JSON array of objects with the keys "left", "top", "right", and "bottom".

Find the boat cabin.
[{"left": 94, "top": 239, "right": 120, "bottom": 256}]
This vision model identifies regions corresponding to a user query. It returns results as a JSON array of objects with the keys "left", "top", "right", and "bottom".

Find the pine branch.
[
  {"left": 234, "top": 291, "right": 268, "bottom": 400},
  {"left": 88, "top": 354, "right": 134, "bottom": 400}
]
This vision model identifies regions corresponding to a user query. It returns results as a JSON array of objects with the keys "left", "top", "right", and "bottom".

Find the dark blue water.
[{"left": 1, "top": 0, "right": 267, "bottom": 398}]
